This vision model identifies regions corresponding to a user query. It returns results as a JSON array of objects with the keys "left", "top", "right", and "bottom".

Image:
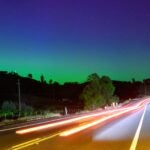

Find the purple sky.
[{"left": 0, "top": 0, "right": 150, "bottom": 83}]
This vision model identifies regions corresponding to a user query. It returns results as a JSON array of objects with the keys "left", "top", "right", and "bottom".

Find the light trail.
[
  {"left": 16, "top": 98, "right": 150, "bottom": 135},
  {"left": 59, "top": 109, "right": 140, "bottom": 136},
  {"left": 10, "top": 98, "right": 150, "bottom": 150},
  {"left": 15, "top": 108, "right": 124, "bottom": 134},
  {"left": 60, "top": 99, "right": 150, "bottom": 136}
]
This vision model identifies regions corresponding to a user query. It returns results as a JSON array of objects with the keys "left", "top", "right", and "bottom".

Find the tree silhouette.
[
  {"left": 40, "top": 75, "right": 45, "bottom": 83},
  {"left": 80, "top": 73, "right": 115, "bottom": 110},
  {"left": 28, "top": 73, "right": 33, "bottom": 79},
  {"left": 49, "top": 79, "right": 53, "bottom": 85},
  {"left": 100, "top": 76, "right": 115, "bottom": 105}
]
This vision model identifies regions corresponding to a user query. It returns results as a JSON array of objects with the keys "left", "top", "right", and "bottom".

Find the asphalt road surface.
[{"left": 0, "top": 97, "right": 150, "bottom": 150}]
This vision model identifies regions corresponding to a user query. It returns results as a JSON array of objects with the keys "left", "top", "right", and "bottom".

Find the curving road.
[{"left": 0, "top": 97, "right": 150, "bottom": 150}]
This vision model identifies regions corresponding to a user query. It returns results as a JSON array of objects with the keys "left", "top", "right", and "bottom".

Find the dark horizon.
[{"left": 0, "top": 70, "right": 149, "bottom": 85}]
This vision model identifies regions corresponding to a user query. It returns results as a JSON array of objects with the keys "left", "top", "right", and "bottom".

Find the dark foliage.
[{"left": 0, "top": 71, "right": 148, "bottom": 111}]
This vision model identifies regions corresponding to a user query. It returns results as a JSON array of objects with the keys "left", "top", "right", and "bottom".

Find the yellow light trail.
[
  {"left": 16, "top": 98, "right": 150, "bottom": 135},
  {"left": 59, "top": 100, "right": 149, "bottom": 136},
  {"left": 16, "top": 108, "right": 126, "bottom": 134},
  {"left": 10, "top": 98, "right": 150, "bottom": 150}
]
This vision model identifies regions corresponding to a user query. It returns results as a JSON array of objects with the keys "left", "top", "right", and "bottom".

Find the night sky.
[{"left": 0, "top": 0, "right": 150, "bottom": 83}]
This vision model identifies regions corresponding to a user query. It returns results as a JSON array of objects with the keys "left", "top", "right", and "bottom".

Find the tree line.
[{"left": 0, "top": 71, "right": 149, "bottom": 119}]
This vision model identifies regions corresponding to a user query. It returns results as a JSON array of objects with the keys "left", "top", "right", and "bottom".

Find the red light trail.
[{"left": 16, "top": 98, "right": 150, "bottom": 135}]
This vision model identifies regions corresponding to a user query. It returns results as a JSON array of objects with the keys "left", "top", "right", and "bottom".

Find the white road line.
[{"left": 129, "top": 104, "right": 148, "bottom": 150}]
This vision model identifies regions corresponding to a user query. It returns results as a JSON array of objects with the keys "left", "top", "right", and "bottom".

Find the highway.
[{"left": 0, "top": 97, "right": 150, "bottom": 150}]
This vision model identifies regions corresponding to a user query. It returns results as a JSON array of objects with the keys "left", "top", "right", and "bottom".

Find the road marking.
[
  {"left": 9, "top": 132, "right": 61, "bottom": 150},
  {"left": 7, "top": 99, "right": 150, "bottom": 150},
  {"left": 10, "top": 138, "right": 40, "bottom": 149},
  {"left": 129, "top": 104, "right": 147, "bottom": 150}
]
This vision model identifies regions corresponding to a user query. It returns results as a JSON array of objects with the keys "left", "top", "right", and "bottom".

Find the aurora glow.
[{"left": 0, "top": 0, "right": 150, "bottom": 83}]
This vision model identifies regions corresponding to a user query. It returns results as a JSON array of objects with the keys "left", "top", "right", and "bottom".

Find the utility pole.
[{"left": 18, "top": 79, "right": 21, "bottom": 117}]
